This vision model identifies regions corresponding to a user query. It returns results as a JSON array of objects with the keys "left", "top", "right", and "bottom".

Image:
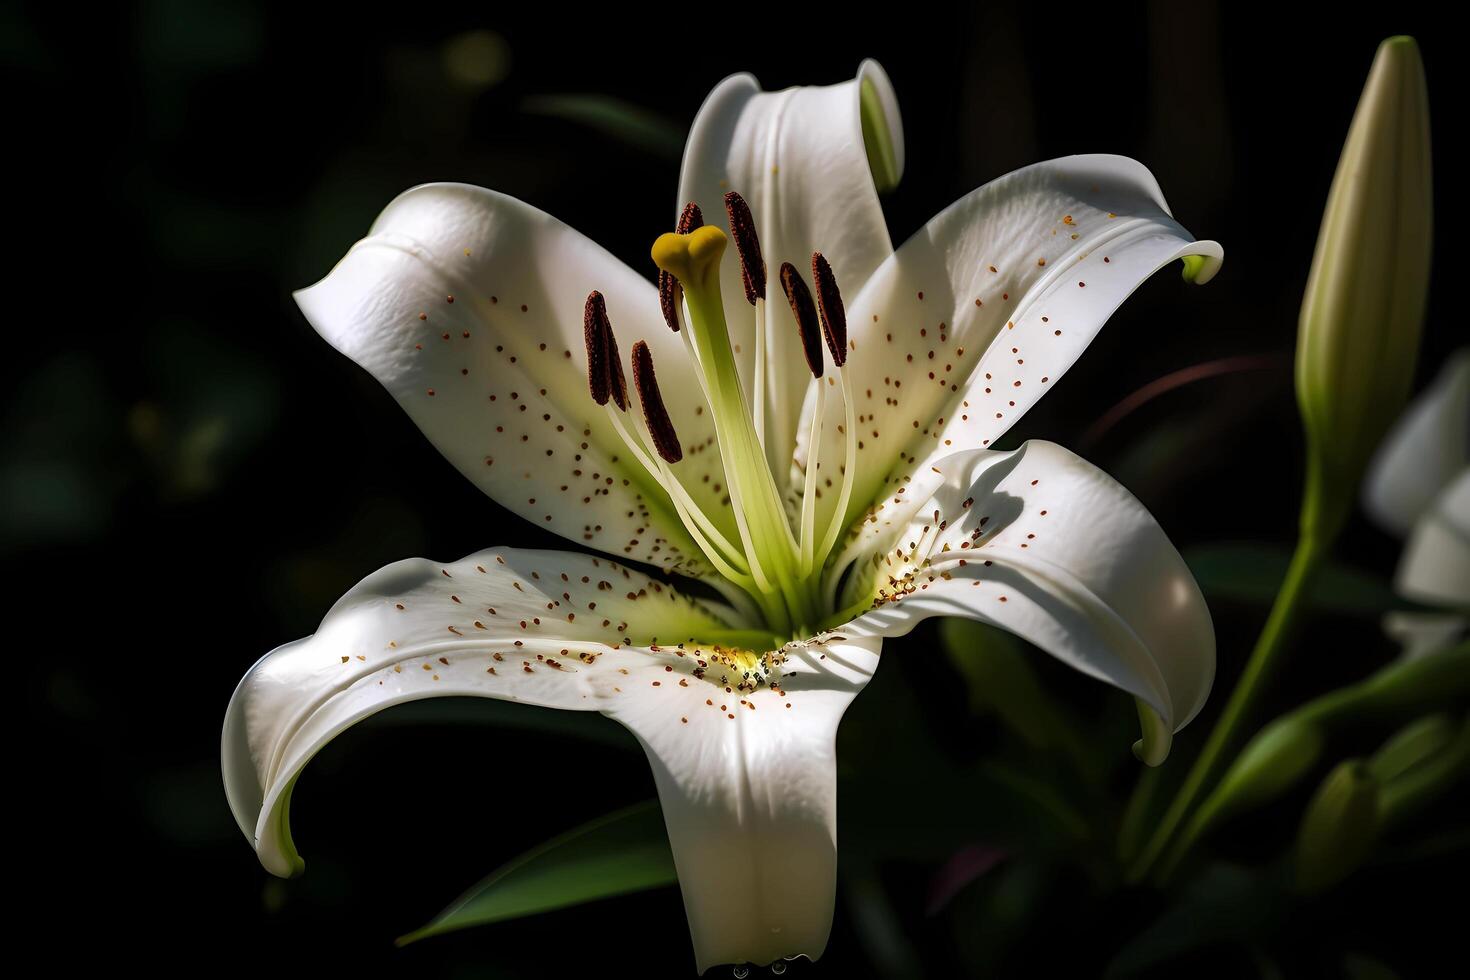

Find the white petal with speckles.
[
  {"left": 835, "top": 441, "right": 1214, "bottom": 746},
  {"left": 605, "top": 634, "right": 879, "bottom": 973},
  {"left": 295, "top": 184, "right": 739, "bottom": 576},
  {"left": 222, "top": 547, "right": 878, "bottom": 973},
  {"left": 223, "top": 546, "right": 739, "bottom": 877},
  {"left": 1363, "top": 349, "right": 1469, "bottom": 538},
  {"left": 678, "top": 61, "right": 903, "bottom": 487},
  {"left": 795, "top": 155, "right": 1222, "bottom": 543}
]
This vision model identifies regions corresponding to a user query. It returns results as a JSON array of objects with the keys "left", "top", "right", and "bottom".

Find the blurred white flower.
[{"left": 1364, "top": 349, "right": 1469, "bottom": 657}]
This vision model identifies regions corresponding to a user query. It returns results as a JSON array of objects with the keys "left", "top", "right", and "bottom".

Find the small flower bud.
[
  {"left": 1296, "top": 36, "right": 1433, "bottom": 539},
  {"left": 1367, "top": 713, "right": 1457, "bottom": 782},
  {"left": 1294, "top": 760, "right": 1380, "bottom": 893},
  {"left": 1210, "top": 715, "right": 1326, "bottom": 817}
]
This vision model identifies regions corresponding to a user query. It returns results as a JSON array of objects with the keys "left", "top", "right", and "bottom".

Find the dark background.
[{"left": 11, "top": 2, "right": 1462, "bottom": 976}]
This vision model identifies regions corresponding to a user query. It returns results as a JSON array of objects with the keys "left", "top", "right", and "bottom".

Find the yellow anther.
[{"left": 651, "top": 226, "right": 727, "bottom": 292}]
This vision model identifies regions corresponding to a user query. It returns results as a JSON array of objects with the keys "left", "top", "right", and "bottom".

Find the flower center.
[{"left": 584, "top": 194, "right": 859, "bottom": 640}]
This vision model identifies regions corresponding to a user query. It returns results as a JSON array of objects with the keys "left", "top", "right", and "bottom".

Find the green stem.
[
  {"left": 1128, "top": 533, "right": 1326, "bottom": 884},
  {"left": 1117, "top": 763, "right": 1161, "bottom": 865}
]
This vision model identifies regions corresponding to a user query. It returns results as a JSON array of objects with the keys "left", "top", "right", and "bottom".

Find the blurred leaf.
[
  {"left": 844, "top": 857, "right": 924, "bottom": 979},
  {"left": 1105, "top": 864, "right": 1287, "bottom": 978},
  {"left": 939, "top": 619, "right": 1089, "bottom": 755},
  {"left": 522, "top": 94, "right": 684, "bottom": 158},
  {"left": 941, "top": 619, "right": 1051, "bottom": 746},
  {"left": 140, "top": 0, "right": 263, "bottom": 70},
  {"left": 926, "top": 844, "right": 1007, "bottom": 915},
  {"left": 940, "top": 618, "right": 1102, "bottom": 790},
  {"left": 1185, "top": 543, "right": 1405, "bottom": 616},
  {"left": 1342, "top": 952, "right": 1402, "bottom": 980},
  {"left": 951, "top": 860, "right": 1050, "bottom": 973},
  {"left": 398, "top": 800, "right": 674, "bottom": 944}
]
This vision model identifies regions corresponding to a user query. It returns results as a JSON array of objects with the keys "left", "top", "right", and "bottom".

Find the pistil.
[
  {"left": 582, "top": 199, "right": 865, "bottom": 638},
  {"left": 652, "top": 226, "right": 821, "bottom": 633}
]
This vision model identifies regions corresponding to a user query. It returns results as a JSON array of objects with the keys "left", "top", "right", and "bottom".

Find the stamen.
[
  {"left": 779, "top": 262, "right": 824, "bottom": 379},
  {"left": 677, "top": 202, "right": 705, "bottom": 234},
  {"left": 632, "top": 340, "right": 682, "bottom": 464},
  {"left": 810, "top": 253, "right": 857, "bottom": 579},
  {"left": 605, "top": 313, "right": 628, "bottom": 412},
  {"left": 658, "top": 203, "right": 705, "bottom": 332},
  {"left": 811, "top": 252, "right": 848, "bottom": 367},
  {"left": 724, "top": 191, "right": 766, "bottom": 304},
  {"left": 726, "top": 190, "right": 772, "bottom": 453},
  {"left": 583, "top": 291, "right": 611, "bottom": 406}
]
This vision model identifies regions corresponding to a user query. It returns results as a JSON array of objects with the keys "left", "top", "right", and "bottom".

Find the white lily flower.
[
  {"left": 223, "top": 61, "right": 1221, "bottom": 972},
  {"left": 1363, "top": 349, "right": 1469, "bottom": 656}
]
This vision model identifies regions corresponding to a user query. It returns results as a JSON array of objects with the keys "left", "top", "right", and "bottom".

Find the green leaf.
[
  {"left": 939, "top": 619, "right": 1064, "bottom": 749},
  {"left": 1105, "top": 864, "right": 1287, "bottom": 977},
  {"left": 397, "top": 800, "right": 675, "bottom": 944},
  {"left": 1185, "top": 543, "right": 1405, "bottom": 616},
  {"left": 522, "top": 94, "right": 684, "bottom": 158}
]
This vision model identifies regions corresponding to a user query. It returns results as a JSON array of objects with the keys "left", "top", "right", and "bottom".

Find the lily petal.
[
  {"left": 223, "top": 546, "right": 738, "bottom": 877},
  {"left": 1394, "top": 468, "right": 1470, "bottom": 610},
  {"left": 222, "top": 547, "right": 878, "bottom": 971},
  {"left": 605, "top": 634, "right": 880, "bottom": 972},
  {"left": 294, "top": 183, "right": 738, "bottom": 575},
  {"left": 1363, "top": 349, "right": 1469, "bottom": 537},
  {"left": 679, "top": 61, "right": 904, "bottom": 484},
  {"left": 835, "top": 440, "right": 1214, "bottom": 743},
  {"left": 798, "top": 155, "right": 1221, "bottom": 539}
]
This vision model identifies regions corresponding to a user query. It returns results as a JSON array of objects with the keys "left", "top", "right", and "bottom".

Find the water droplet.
[
  {"left": 771, "top": 964, "right": 787, "bottom": 975},
  {"left": 732, "top": 968, "right": 749, "bottom": 979}
]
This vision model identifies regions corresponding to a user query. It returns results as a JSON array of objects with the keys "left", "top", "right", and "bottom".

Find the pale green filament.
[
  {"left": 753, "top": 296, "right": 767, "bottom": 457},
  {"left": 816, "top": 366, "right": 859, "bottom": 565},
  {"left": 609, "top": 404, "right": 750, "bottom": 578},
  {"left": 799, "top": 382, "right": 826, "bottom": 575}
]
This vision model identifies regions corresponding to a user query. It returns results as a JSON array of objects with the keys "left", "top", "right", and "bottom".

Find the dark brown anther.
[
  {"left": 658, "top": 203, "right": 707, "bottom": 332},
  {"left": 811, "top": 252, "right": 848, "bottom": 367},
  {"left": 723, "top": 191, "right": 766, "bottom": 304},
  {"left": 584, "top": 291, "right": 611, "bottom": 406},
  {"left": 657, "top": 272, "right": 680, "bottom": 333},
  {"left": 631, "top": 341, "right": 682, "bottom": 463},
  {"left": 605, "top": 315, "right": 628, "bottom": 411},
  {"left": 677, "top": 201, "right": 705, "bottom": 235},
  {"left": 584, "top": 291, "right": 628, "bottom": 410},
  {"left": 779, "top": 262, "right": 824, "bottom": 379}
]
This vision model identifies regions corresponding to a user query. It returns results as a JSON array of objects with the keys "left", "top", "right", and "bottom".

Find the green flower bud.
[
  {"left": 1210, "top": 715, "right": 1326, "bottom": 817},
  {"left": 1296, "top": 36, "right": 1433, "bottom": 540},
  {"left": 1366, "top": 713, "right": 1456, "bottom": 782},
  {"left": 1295, "top": 760, "right": 1380, "bottom": 893}
]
